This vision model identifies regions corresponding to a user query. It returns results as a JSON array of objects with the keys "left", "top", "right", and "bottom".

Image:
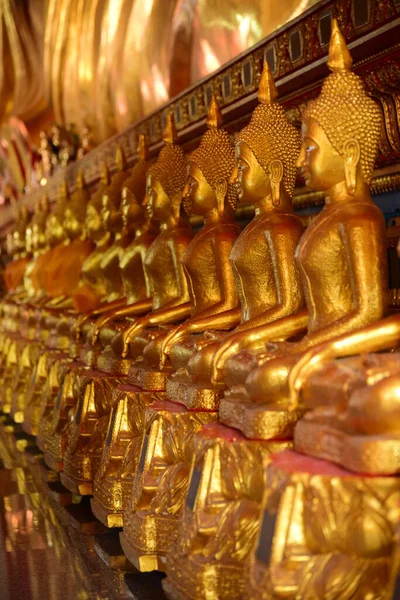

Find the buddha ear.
[
  {"left": 344, "top": 139, "right": 361, "bottom": 195},
  {"left": 270, "top": 159, "right": 283, "bottom": 207},
  {"left": 216, "top": 179, "right": 228, "bottom": 216}
]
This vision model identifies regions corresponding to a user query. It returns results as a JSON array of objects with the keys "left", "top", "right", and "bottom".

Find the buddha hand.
[
  {"left": 92, "top": 314, "right": 112, "bottom": 344},
  {"left": 212, "top": 331, "right": 257, "bottom": 384},
  {"left": 121, "top": 318, "right": 147, "bottom": 357},
  {"left": 288, "top": 346, "right": 332, "bottom": 411},
  {"left": 160, "top": 325, "right": 188, "bottom": 369}
]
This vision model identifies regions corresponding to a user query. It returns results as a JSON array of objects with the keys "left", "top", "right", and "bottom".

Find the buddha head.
[
  {"left": 32, "top": 195, "right": 50, "bottom": 252},
  {"left": 183, "top": 95, "right": 237, "bottom": 218},
  {"left": 101, "top": 146, "right": 127, "bottom": 234},
  {"left": 46, "top": 181, "right": 69, "bottom": 246},
  {"left": 143, "top": 113, "right": 187, "bottom": 222},
  {"left": 83, "top": 164, "right": 110, "bottom": 241},
  {"left": 297, "top": 19, "right": 381, "bottom": 195},
  {"left": 64, "top": 169, "right": 91, "bottom": 240},
  {"left": 120, "top": 134, "right": 149, "bottom": 230},
  {"left": 232, "top": 62, "right": 300, "bottom": 207}
]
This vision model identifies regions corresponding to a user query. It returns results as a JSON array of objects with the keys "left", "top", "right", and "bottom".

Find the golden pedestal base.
[
  {"left": 220, "top": 390, "right": 305, "bottom": 439},
  {"left": 23, "top": 350, "right": 68, "bottom": 436},
  {"left": 163, "top": 423, "right": 289, "bottom": 600},
  {"left": 166, "top": 373, "right": 223, "bottom": 411},
  {"left": 295, "top": 417, "right": 400, "bottom": 474},
  {"left": 96, "top": 346, "right": 132, "bottom": 375},
  {"left": 121, "top": 400, "right": 218, "bottom": 572},
  {"left": 91, "top": 384, "right": 155, "bottom": 528},
  {"left": 60, "top": 371, "right": 125, "bottom": 494},
  {"left": 38, "top": 360, "right": 83, "bottom": 470},
  {"left": 130, "top": 359, "right": 172, "bottom": 392},
  {"left": 247, "top": 450, "right": 400, "bottom": 600}
]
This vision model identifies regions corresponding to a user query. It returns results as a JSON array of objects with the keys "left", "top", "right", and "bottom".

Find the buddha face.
[
  {"left": 85, "top": 203, "right": 103, "bottom": 238},
  {"left": 231, "top": 142, "right": 270, "bottom": 204},
  {"left": 143, "top": 174, "right": 170, "bottom": 221},
  {"left": 32, "top": 223, "right": 46, "bottom": 251},
  {"left": 297, "top": 118, "right": 345, "bottom": 192},
  {"left": 182, "top": 162, "right": 216, "bottom": 217},
  {"left": 121, "top": 187, "right": 143, "bottom": 228},
  {"left": 101, "top": 195, "right": 122, "bottom": 233},
  {"left": 64, "top": 207, "right": 82, "bottom": 239},
  {"left": 46, "top": 214, "right": 65, "bottom": 245}
]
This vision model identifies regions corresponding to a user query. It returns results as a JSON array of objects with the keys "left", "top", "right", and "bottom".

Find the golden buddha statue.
[
  {"left": 161, "top": 65, "right": 303, "bottom": 599},
  {"left": 218, "top": 19, "right": 387, "bottom": 440},
  {"left": 71, "top": 161, "right": 116, "bottom": 314},
  {"left": 165, "top": 21, "right": 391, "bottom": 600},
  {"left": 128, "top": 94, "right": 240, "bottom": 389},
  {"left": 95, "top": 97, "right": 240, "bottom": 537},
  {"left": 288, "top": 248, "right": 400, "bottom": 474},
  {"left": 39, "top": 138, "right": 155, "bottom": 475},
  {"left": 75, "top": 135, "right": 157, "bottom": 357},
  {"left": 235, "top": 21, "right": 400, "bottom": 600},
  {"left": 59, "top": 113, "right": 193, "bottom": 496},
  {"left": 165, "top": 63, "right": 303, "bottom": 412}
]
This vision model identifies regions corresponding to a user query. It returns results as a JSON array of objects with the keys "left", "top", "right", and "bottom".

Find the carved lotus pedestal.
[
  {"left": 120, "top": 399, "right": 218, "bottom": 572},
  {"left": 23, "top": 350, "right": 69, "bottom": 436},
  {"left": 247, "top": 450, "right": 400, "bottom": 600},
  {"left": 166, "top": 370, "right": 223, "bottom": 411},
  {"left": 40, "top": 360, "right": 87, "bottom": 471},
  {"left": 90, "top": 383, "right": 155, "bottom": 528},
  {"left": 60, "top": 371, "right": 125, "bottom": 495},
  {"left": 9, "top": 339, "right": 42, "bottom": 423},
  {"left": 0, "top": 334, "right": 19, "bottom": 413},
  {"left": 162, "top": 423, "right": 289, "bottom": 600}
]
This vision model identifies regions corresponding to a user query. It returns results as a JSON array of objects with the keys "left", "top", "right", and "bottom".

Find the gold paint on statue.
[
  {"left": 289, "top": 241, "right": 400, "bottom": 474},
  {"left": 165, "top": 63, "right": 303, "bottom": 416},
  {"left": 247, "top": 451, "right": 400, "bottom": 600},
  {"left": 219, "top": 20, "right": 388, "bottom": 440},
  {"left": 130, "top": 94, "right": 239, "bottom": 390},
  {"left": 163, "top": 424, "right": 289, "bottom": 599},
  {"left": 59, "top": 116, "right": 192, "bottom": 497}
]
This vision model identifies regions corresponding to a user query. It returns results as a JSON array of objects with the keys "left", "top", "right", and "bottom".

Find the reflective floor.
[{"left": 0, "top": 420, "right": 165, "bottom": 600}]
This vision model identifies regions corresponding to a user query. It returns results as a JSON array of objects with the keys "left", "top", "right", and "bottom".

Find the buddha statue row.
[{"left": 0, "top": 18, "right": 398, "bottom": 600}]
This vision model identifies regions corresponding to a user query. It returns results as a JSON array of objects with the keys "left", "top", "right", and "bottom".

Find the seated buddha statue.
[
  {"left": 218, "top": 19, "right": 387, "bottom": 440},
  {"left": 117, "top": 75, "right": 303, "bottom": 572},
  {"left": 92, "top": 97, "right": 241, "bottom": 534},
  {"left": 163, "top": 62, "right": 304, "bottom": 412},
  {"left": 71, "top": 159, "right": 119, "bottom": 315},
  {"left": 285, "top": 234, "right": 400, "bottom": 473},
  {"left": 128, "top": 94, "right": 240, "bottom": 390},
  {"left": 82, "top": 113, "right": 193, "bottom": 377},
  {"left": 74, "top": 135, "right": 158, "bottom": 361},
  {"left": 59, "top": 113, "right": 194, "bottom": 495}
]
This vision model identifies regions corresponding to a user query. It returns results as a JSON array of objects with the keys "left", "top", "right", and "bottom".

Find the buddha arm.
[
  {"left": 160, "top": 236, "right": 239, "bottom": 360},
  {"left": 288, "top": 315, "right": 400, "bottom": 410},
  {"left": 121, "top": 239, "right": 192, "bottom": 354},
  {"left": 91, "top": 298, "right": 154, "bottom": 342},
  {"left": 212, "top": 310, "right": 309, "bottom": 383},
  {"left": 235, "top": 224, "right": 304, "bottom": 333},
  {"left": 292, "top": 214, "right": 387, "bottom": 354}
]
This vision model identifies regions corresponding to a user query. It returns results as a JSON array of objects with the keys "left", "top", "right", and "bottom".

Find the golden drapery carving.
[{"left": 0, "top": 0, "right": 317, "bottom": 144}]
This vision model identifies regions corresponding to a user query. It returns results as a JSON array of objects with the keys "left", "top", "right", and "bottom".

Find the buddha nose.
[
  {"left": 296, "top": 145, "right": 306, "bottom": 169},
  {"left": 229, "top": 166, "right": 239, "bottom": 185},
  {"left": 142, "top": 192, "right": 149, "bottom": 207}
]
